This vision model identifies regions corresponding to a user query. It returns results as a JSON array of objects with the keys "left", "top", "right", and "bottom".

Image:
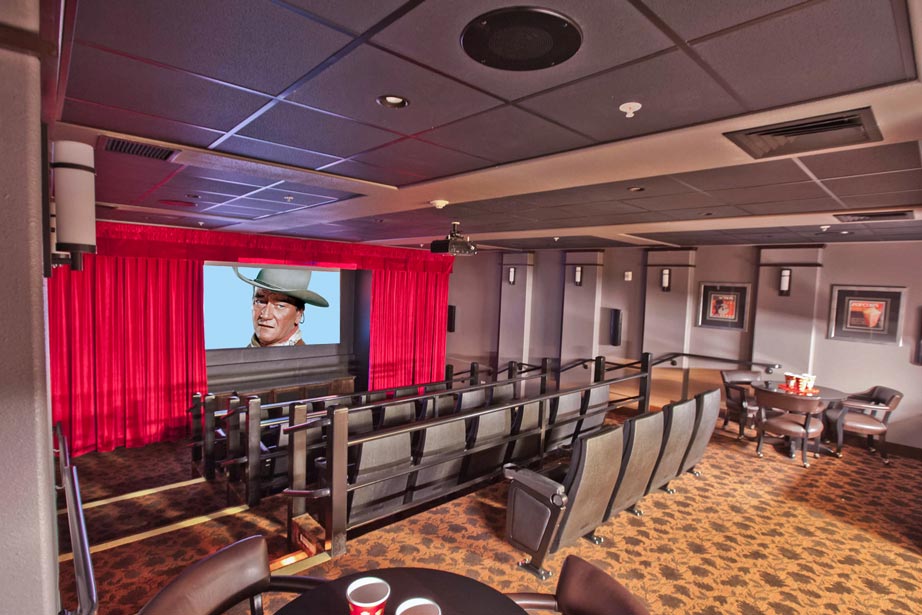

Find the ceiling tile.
[
  {"left": 351, "top": 139, "right": 491, "bottom": 180},
  {"left": 372, "top": 0, "right": 673, "bottom": 100},
  {"left": 483, "top": 236, "right": 630, "bottom": 250},
  {"left": 283, "top": 0, "right": 408, "bottom": 32},
  {"left": 624, "top": 191, "right": 724, "bottom": 211},
  {"left": 692, "top": 0, "right": 915, "bottom": 109},
  {"left": 420, "top": 105, "right": 592, "bottom": 163},
  {"left": 319, "top": 159, "right": 427, "bottom": 186},
  {"left": 288, "top": 44, "right": 502, "bottom": 134},
  {"left": 737, "top": 197, "right": 841, "bottom": 215},
  {"left": 62, "top": 99, "right": 223, "bottom": 149},
  {"left": 840, "top": 190, "right": 922, "bottom": 209},
  {"left": 799, "top": 141, "right": 922, "bottom": 179},
  {"left": 74, "top": 0, "right": 352, "bottom": 94},
  {"left": 244, "top": 189, "right": 334, "bottom": 207},
  {"left": 67, "top": 44, "right": 271, "bottom": 131},
  {"left": 823, "top": 169, "right": 922, "bottom": 197},
  {"left": 672, "top": 159, "right": 810, "bottom": 191},
  {"left": 661, "top": 205, "right": 751, "bottom": 220},
  {"left": 216, "top": 136, "right": 341, "bottom": 171},
  {"left": 176, "top": 167, "right": 277, "bottom": 188},
  {"left": 96, "top": 207, "right": 233, "bottom": 229},
  {"left": 274, "top": 182, "right": 362, "bottom": 201},
  {"left": 519, "top": 50, "right": 745, "bottom": 142},
  {"left": 239, "top": 101, "right": 400, "bottom": 158},
  {"left": 710, "top": 181, "right": 827, "bottom": 204},
  {"left": 643, "top": 0, "right": 807, "bottom": 41}
]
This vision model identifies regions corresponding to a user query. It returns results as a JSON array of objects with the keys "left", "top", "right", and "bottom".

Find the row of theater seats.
[
  {"left": 290, "top": 380, "right": 615, "bottom": 532},
  {"left": 503, "top": 388, "right": 721, "bottom": 580}
]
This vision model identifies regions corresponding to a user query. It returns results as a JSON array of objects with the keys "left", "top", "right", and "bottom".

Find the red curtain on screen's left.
[{"left": 48, "top": 255, "right": 207, "bottom": 456}]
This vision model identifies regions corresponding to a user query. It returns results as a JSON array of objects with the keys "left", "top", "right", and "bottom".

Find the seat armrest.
[
  {"left": 505, "top": 592, "right": 558, "bottom": 611},
  {"left": 268, "top": 575, "right": 326, "bottom": 593},
  {"left": 843, "top": 400, "right": 889, "bottom": 412},
  {"left": 509, "top": 468, "right": 567, "bottom": 506}
]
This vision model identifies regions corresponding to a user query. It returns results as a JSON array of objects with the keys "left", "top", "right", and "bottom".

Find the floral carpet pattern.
[{"left": 60, "top": 424, "right": 922, "bottom": 615}]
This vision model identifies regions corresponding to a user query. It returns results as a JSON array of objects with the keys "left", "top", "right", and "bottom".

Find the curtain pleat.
[{"left": 49, "top": 255, "right": 207, "bottom": 455}]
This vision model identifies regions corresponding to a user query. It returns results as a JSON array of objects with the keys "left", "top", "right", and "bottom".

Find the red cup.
[{"left": 347, "top": 577, "right": 390, "bottom": 615}]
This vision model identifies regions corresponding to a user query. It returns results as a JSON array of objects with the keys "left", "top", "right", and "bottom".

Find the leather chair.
[
  {"left": 754, "top": 388, "right": 825, "bottom": 468},
  {"left": 825, "top": 386, "right": 902, "bottom": 463},
  {"left": 138, "top": 535, "right": 323, "bottom": 615},
  {"left": 504, "top": 426, "right": 624, "bottom": 580},
  {"left": 506, "top": 555, "right": 649, "bottom": 615},
  {"left": 720, "top": 370, "right": 762, "bottom": 439}
]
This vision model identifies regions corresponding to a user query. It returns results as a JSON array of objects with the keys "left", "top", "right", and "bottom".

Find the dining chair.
[
  {"left": 138, "top": 535, "right": 324, "bottom": 615},
  {"left": 825, "top": 386, "right": 903, "bottom": 463},
  {"left": 506, "top": 555, "right": 649, "bottom": 614},
  {"left": 754, "top": 388, "right": 825, "bottom": 468},
  {"left": 720, "top": 370, "right": 762, "bottom": 439}
]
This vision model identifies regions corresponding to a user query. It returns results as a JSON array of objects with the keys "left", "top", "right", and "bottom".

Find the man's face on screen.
[{"left": 252, "top": 289, "right": 302, "bottom": 346}]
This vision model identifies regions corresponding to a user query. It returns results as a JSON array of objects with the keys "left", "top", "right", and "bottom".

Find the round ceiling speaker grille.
[{"left": 461, "top": 7, "right": 582, "bottom": 71}]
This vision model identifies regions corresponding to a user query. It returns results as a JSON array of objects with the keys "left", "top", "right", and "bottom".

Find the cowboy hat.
[{"left": 234, "top": 266, "right": 329, "bottom": 308}]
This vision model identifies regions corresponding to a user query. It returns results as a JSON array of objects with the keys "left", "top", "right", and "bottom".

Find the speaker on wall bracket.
[
  {"left": 610, "top": 308, "right": 622, "bottom": 347},
  {"left": 447, "top": 305, "right": 456, "bottom": 333}
]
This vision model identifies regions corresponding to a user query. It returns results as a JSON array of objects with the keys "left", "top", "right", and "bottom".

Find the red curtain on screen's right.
[{"left": 369, "top": 269, "right": 449, "bottom": 390}]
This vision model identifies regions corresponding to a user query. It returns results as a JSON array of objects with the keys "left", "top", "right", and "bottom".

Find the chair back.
[
  {"left": 556, "top": 555, "right": 650, "bottom": 615},
  {"left": 138, "top": 535, "right": 270, "bottom": 615},
  {"left": 553, "top": 426, "right": 624, "bottom": 550},
  {"left": 868, "top": 386, "right": 903, "bottom": 411},
  {"left": 754, "top": 388, "right": 824, "bottom": 415},
  {"left": 606, "top": 411, "right": 664, "bottom": 519},
  {"left": 647, "top": 398, "right": 697, "bottom": 493},
  {"left": 721, "top": 370, "right": 760, "bottom": 410}
]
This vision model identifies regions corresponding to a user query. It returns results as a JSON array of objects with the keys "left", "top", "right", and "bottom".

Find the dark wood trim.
[
  {"left": 758, "top": 263, "right": 823, "bottom": 268},
  {"left": 645, "top": 263, "right": 696, "bottom": 268},
  {"left": 758, "top": 244, "right": 826, "bottom": 250},
  {"left": 646, "top": 247, "right": 697, "bottom": 252},
  {"left": 0, "top": 23, "right": 55, "bottom": 57}
]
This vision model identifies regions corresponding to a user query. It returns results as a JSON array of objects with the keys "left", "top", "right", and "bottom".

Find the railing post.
[
  {"left": 445, "top": 364, "right": 454, "bottom": 389},
  {"left": 640, "top": 352, "right": 653, "bottom": 413},
  {"left": 470, "top": 362, "right": 480, "bottom": 385},
  {"left": 540, "top": 358, "right": 549, "bottom": 394},
  {"left": 246, "top": 396, "right": 262, "bottom": 507},
  {"left": 507, "top": 361, "right": 516, "bottom": 379},
  {"left": 190, "top": 393, "right": 203, "bottom": 463},
  {"left": 288, "top": 403, "right": 308, "bottom": 549},
  {"left": 327, "top": 405, "right": 349, "bottom": 558},
  {"left": 203, "top": 394, "right": 216, "bottom": 480},
  {"left": 227, "top": 396, "right": 241, "bottom": 482},
  {"left": 593, "top": 356, "right": 605, "bottom": 383}
]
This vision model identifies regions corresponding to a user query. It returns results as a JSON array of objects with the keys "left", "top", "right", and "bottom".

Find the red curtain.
[
  {"left": 48, "top": 255, "right": 207, "bottom": 456},
  {"left": 368, "top": 269, "right": 449, "bottom": 390}
]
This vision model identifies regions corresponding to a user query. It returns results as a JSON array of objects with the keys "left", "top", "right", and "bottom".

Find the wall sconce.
[
  {"left": 574, "top": 265, "right": 583, "bottom": 286},
  {"left": 779, "top": 268, "right": 792, "bottom": 296},
  {"left": 660, "top": 268, "right": 671, "bottom": 292},
  {"left": 507, "top": 266, "right": 516, "bottom": 285},
  {"left": 51, "top": 140, "right": 97, "bottom": 271}
]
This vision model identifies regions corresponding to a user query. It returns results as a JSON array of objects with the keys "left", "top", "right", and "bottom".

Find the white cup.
[{"left": 396, "top": 597, "right": 441, "bottom": 615}]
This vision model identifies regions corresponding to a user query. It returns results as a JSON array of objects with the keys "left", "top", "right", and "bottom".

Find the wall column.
[
  {"left": 643, "top": 249, "right": 696, "bottom": 364},
  {"left": 0, "top": 0, "right": 59, "bottom": 611},
  {"left": 752, "top": 246, "right": 824, "bottom": 374},
  {"left": 559, "top": 251, "right": 603, "bottom": 387},
  {"left": 497, "top": 252, "right": 534, "bottom": 378}
]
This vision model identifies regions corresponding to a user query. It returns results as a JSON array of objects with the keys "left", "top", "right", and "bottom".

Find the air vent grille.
[
  {"left": 724, "top": 107, "right": 882, "bottom": 159},
  {"left": 833, "top": 210, "right": 914, "bottom": 223},
  {"left": 103, "top": 137, "right": 177, "bottom": 161}
]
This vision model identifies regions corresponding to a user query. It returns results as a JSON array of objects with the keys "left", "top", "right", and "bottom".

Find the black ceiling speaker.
[{"left": 461, "top": 7, "right": 582, "bottom": 71}]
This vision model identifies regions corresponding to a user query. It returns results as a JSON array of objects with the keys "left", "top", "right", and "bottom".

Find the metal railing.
[{"left": 55, "top": 423, "right": 97, "bottom": 615}]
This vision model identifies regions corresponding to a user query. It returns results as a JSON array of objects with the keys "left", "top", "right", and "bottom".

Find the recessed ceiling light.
[
  {"left": 840, "top": 230, "right": 850, "bottom": 235},
  {"left": 283, "top": 195, "right": 295, "bottom": 203},
  {"left": 376, "top": 95, "right": 409, "bottom": 109},
  {"left": 628, "top": 186, "right": 645, "bottom": 192},
  {"left": 553, "top": 236, "right": 560, "bottom": 242}
]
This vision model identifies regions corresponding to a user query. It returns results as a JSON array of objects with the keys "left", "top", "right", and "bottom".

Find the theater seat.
[
  {"left": 506, "top": 555, "right": 649, "bottom": 615},
  {"left": 138, "top": 535, "right": 323, "bottom": 615}
]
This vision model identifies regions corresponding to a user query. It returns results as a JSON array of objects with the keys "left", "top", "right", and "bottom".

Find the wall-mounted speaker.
[
  {"left": 447, "top": 305, "right": 456, "bottom": 333},
  {"left": 610, "top": 308, "right": 622, "bottom": 346}
]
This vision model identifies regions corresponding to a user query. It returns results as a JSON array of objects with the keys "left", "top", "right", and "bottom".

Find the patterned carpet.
[{"left": 59, "top": 421, "right": 922, "bottom": 615}]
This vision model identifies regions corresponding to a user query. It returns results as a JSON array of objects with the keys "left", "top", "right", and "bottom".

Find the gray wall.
[
  {"left": 446, "top": 252, "right": 501, "bottom": 367},
  {"left": 528, "top": 250, "right": 565, "bottom": 366},
  {"left": 599, "top": 247, "right": 646, "bottom": 359},
  {"left": 0, "top": 2, "right": 60, "bottom": 611}
]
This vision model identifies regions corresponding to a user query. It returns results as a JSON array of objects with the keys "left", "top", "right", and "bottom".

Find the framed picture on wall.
[
  {"left": 828, "top": 285, "right": 906, "bottom": 345},
  {"left": 697, "top": 283, "right": 750, "bottom": 331}
]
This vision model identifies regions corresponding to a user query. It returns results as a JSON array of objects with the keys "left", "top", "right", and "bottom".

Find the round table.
[
  {"left": 752, "top": 382, "right": 847, "bottom": 403},
  {"left": 275, "top": 568, "right": 527, "bottom": 615}
]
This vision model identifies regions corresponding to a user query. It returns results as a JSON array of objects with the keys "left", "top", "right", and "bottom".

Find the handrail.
[
  {"left": 604, "top": 358, "right": 644, "bottom": 372},
  {"left": 515, "top": 362, "right": 544, "bottom": 374},
  {"left": 558, "top": 358, "right": 593, "bottom": 374},
  {"left": 652, "top": 351, "right": 781, "bottom": 373},
  {"left": 55, "top": 424, "right": 98, "bottom": 615}
]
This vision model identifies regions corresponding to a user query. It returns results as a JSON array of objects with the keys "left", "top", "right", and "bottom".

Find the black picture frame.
[
  {"left": 828, "top": 285, "right": 906, "bottom": 346},
  {"left": 697, "top": 283, "right": 750, "bottom": 331}
]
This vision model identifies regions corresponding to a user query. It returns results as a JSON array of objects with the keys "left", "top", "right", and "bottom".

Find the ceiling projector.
[{"left": 430, "top": 221, "right": 478, "bottom": 255}]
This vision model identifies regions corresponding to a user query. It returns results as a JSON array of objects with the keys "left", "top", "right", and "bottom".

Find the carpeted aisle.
[{"left": 59, "top": 425, "right": 922, "bottom": 615}]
